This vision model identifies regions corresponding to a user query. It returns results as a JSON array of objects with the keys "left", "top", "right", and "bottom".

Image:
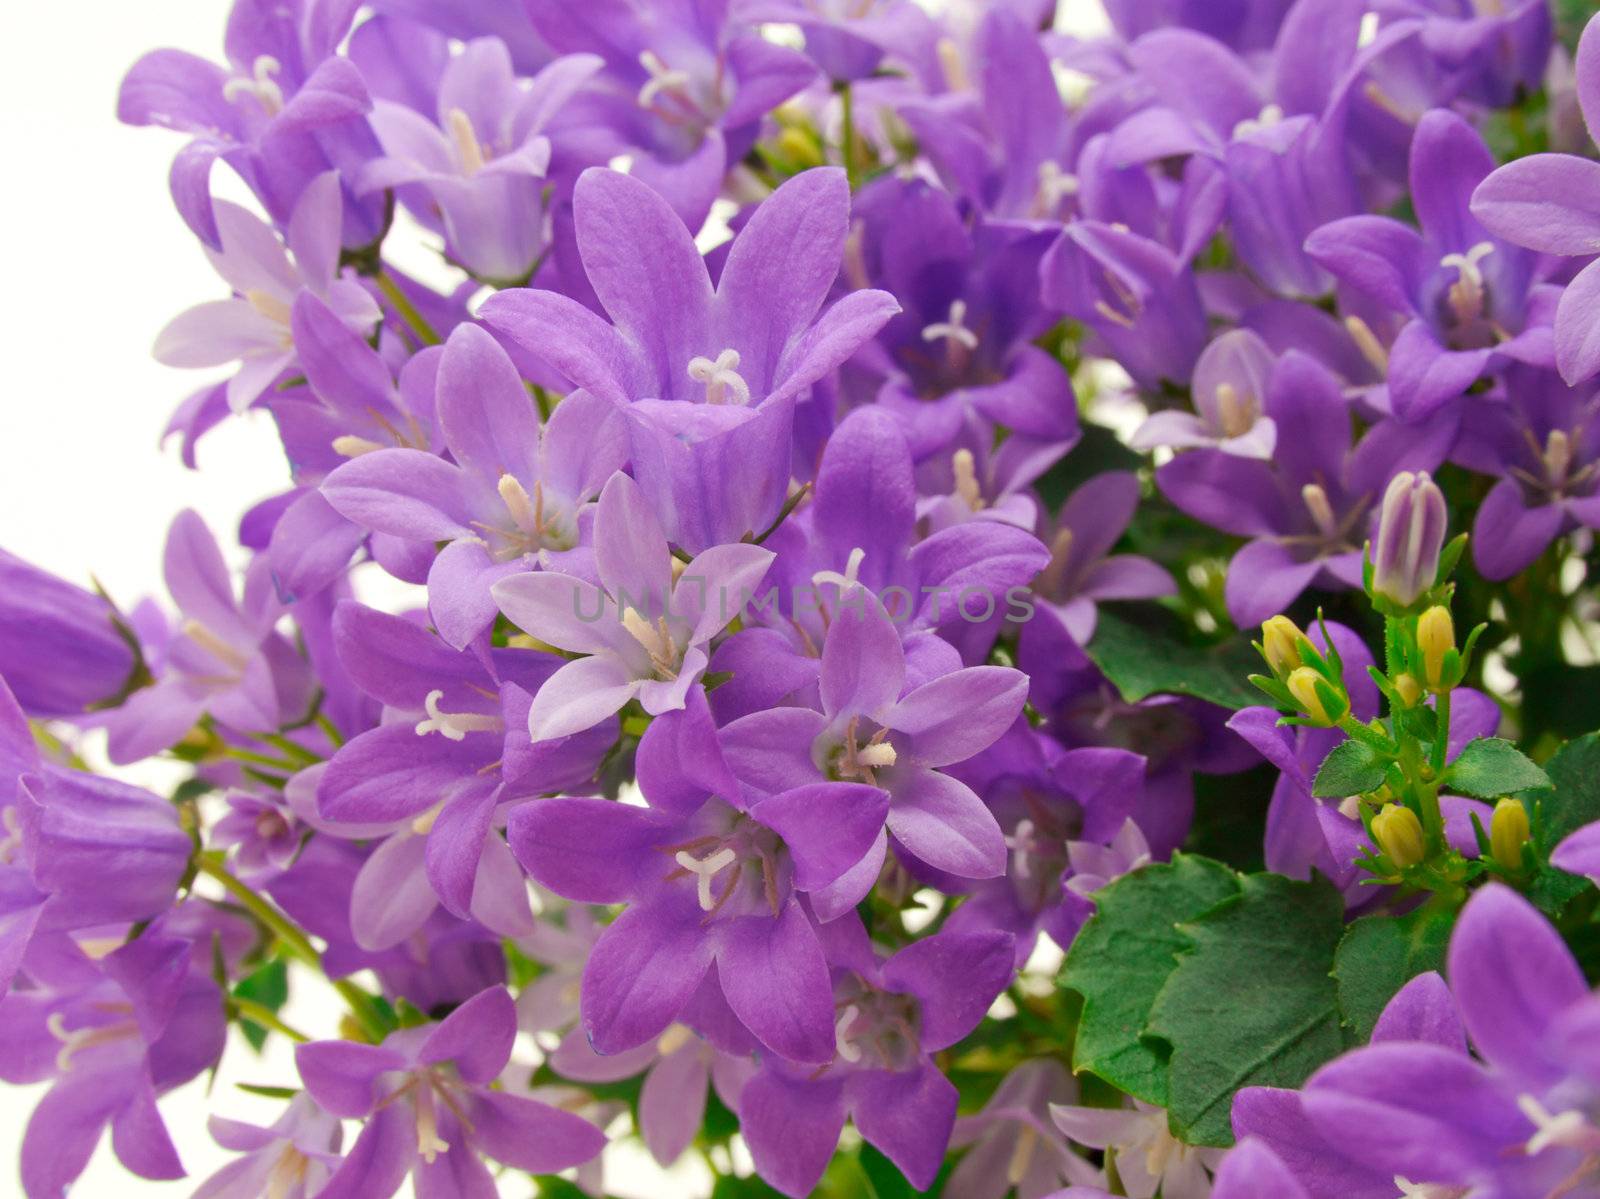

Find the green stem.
[
  {"left": 375, "top": 269, "right": 442, "bottom": 346},
  {"left": 198, "top": 855, "right": 389, "bottom": 1042},
  {"left": 232, "top": 997, "right": 309, "bottom": 1043},
  {"left": 220, "top": 746, "right": 308, "bottom": 774},
  {"left": 838, "top": 83, "right": 859, "bottom": 189},
  {"left": 1430, "top": 689, "right": 1451, "bottom": 776},
  {"left": 313, "top": 712, "right": 345, "bottom": 750}
]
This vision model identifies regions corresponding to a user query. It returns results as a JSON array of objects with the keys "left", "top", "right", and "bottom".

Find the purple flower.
[
  {"left": 1370, "top": 470, "right": 1447, "bottom": 609},
  {"left": 1552, "top": 819, "right": 1600, "bottom": 886},
  {"left": 720, "top": 585, "right": 1028, "bottom": 894},
  {"left": 1240, "top": 886, "right": 1600, "bottom": 1198},
  {"left": 210, "top": 789, "right": 304, "bottom": 880},
  {"left": 1307, "top": 109, "right": 1550, "bottom": 421},
  {"left": 1052, "top": 1097, "right": 1224, "bottom": 1199},
  {"left": 1132, "top": 329, "right": 1278, "bottom": 458},
  {"left": 948, "top": 1061, "right": 1104, "bottom": 1199},
  {"left": 153, "top": 172, "right": 381, "bottom": 413},
  {"left": 1453, "top": 363, "right": 1600, "bottom": 580},
  {"left": 491, "top": 471, "right": 774, "bottom": 741},
  {"left": 296, "top": 986, "right": 606, "bottom": 1199},
  {"left": 1472, "top": 14, "right": 1600, "bottom": 384},
  {"left": 194, "top": 1095, "right": 343, "bottom": 1199},
  {"left": 1156, "top": 351, "right": 1456, "bottom": 626},
  {"left": 480, "top": 166, "right": 899, "bottom": 551},
  {"left": 358, "top": 41, "right": 602, "bottom": 282},
  {"left": 0, "top": 549, "right": 137, "bottom": 718},
  {"left": 743, "top": 0, "right": 939, "bottom": 83},
  {"left": 323, "top": 321, "right": 627, "bottom": 647},
  {"left": 0, "top": 930, "right": 226, "bottom": 1199},
  {"left": 738, "top": 921, "right": 1014, "bottom": 1197},
  {"left": 510, "top": 689, "right": 887, "bottom": 1062}
]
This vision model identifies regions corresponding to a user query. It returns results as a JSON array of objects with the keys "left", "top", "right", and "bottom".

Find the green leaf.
[
  {"left": 233, "top": 958, "right": 288, "bottom": 1051},
  {"left": 1311, "top": 739, "right": 1387, "bottom": 799},
  {"left": 1144, "top": 873, "right": 1348, "bottom": 1147},
  {"left": 1183, "top": 765, "right": 1275, "bottom": 873},
  {"left": 1331, "top": 905, "right": 1455, "bottom": 1041},
  {"left": 1445, "top": 737, "right": 1550, "bottom": 799},
  {"left": 1085, "top": 611, "right": 1261, "bottom": 711},
  {"left": 1534, "top": 733, "right": 1600, "bottom": 850},
  {"left": 1059, "top": 854, "right": 1239, "bottom": 1105}
]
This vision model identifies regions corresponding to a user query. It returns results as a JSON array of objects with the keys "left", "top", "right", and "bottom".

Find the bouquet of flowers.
[{"left": 7, "top": 0, "right": 1600, "bottom": 1195}]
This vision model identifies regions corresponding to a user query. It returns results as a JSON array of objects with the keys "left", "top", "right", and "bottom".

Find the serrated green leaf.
[
  {"left": 1085, "top": 612, "right": 1261, "bottom": 711},
  {"left": 1059, "top": 855, "right": 1239, "bottom": 1105},
  {"left": 1534, "top": 734, "right": 1600, "bottom": 851},
  {"left": 1332, "top": 905, "right": 1455, "bottom": 1041},
  {"left": 1144, "top": 873, "right": 1347, "bottom": 1147},
  {"left": 1445, "top": 737, "right": 1550, "bottom": 799},
  {"left": 1311, "top": 739, "right": 1387, "bottom": 798}
]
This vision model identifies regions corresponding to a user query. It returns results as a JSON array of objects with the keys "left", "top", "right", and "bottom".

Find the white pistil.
[
  {"left": 834, "top": 1004, "right": 863, "bottom": 1062},
  {"left": 1394, "top": 1177, "right": 1469, "bottom": 1199},
  {"left": 1232, "top": 102, "right": 1284, "bottom": 139},
  {"left": 675, "top": 847, "right": 737, "bottom": 911},
  {"left": 182, "top": 618, "right": 249, "bottom": 671},
  {"left": 1517, "top": 1093, "right": 1600, "bottom": 1156},
  {"left": 414, "top": 1084, "right": 451, "bottom": 1164},
  {"left": 332, "top": 434, "right": 385, "bottom": 458},
  {"left": 1544, "top": 429, "right": 1574, "bottom": 488},
  {"left": 1006, "top": 818, "right": 1037, "bottom": 880},
  {"left": 498, "top": 473, "right": 547, "bottom": 536},
  {"left": 1007, "top": 1123, "right": 1040, "bottom": 1186},
  {"left": 638, "top": 50, "right": 693, "bottom": 109},
  {"left": 687, "top": 349, "right": 751, "bottom": 405},
  {"left": 223, "top": 55, "right": 284, "bottom": 117},
  {"left": 657, "top": 1023, "right": 695, "bottom": 1057},
  {"left": 1345, "top": 314, "right": 1390, "bottom": 373},
  {"left": 414, "top": 690, "right": 501, "bottom": 742},
  {"left": 1440, "top": 241, "right": 1495, "bottom": 325},
  {"left": 952, "top": 449, "right": 983, "bottom": 510},
  {"left": 812, "top": 546, "right": 866, "bottom": 593},
  {"left": 264, "top": 1146, "right": 311, "bottom": 1199},
  {"left": 1301, "top": 483, "right": 1339, "bottom": 540},
  {"left": 245, "top": 288, "right": 292, "bottom": 327},
  {"left": 935, "top": 37, "right": 969, "bottom": 91},
  {"left": 1035, "top": 161, "right": 1079, "bottom": 216},
  {"left": 621, "top": 609, "right": 680, "bottom": 679},
  {"left": 1214, "top": 382, "right": 1255, "bottom": 438},
  {"left": 47, "top": 1011, "right": 136, "bottom": 1073},
  {"left": 445, "top": 108, "right": 487, "bottom": 175},
  {"left": 922, "top": 299, "right": 979, "bottom": 352}
]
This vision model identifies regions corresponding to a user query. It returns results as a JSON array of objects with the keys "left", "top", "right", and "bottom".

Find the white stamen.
[
  {"left": 922, "top": 299, "right": 980, "bottom": 351},
  {"left": 687, "top": 349, "right": 751, "bottom": 405},
  {"left": 445, "top": 107, "right": 487, "bottom": 175},
  {"left": 1232, "top": 103, "right": 1284, "bottom": 139},
  {"left": 834, "top": 1004, "right": 863, "bottom": 1062},
  {"left": 1394, "top": 1177, "right": 1469, "bottom": 1199},
  {"left": 47, "top": 1011, "right": 136, "bottom": 1073},
  {"left": 621, "top": 609, "right": 680, "bottom": 678},
  {"left": 222, "top": 56, "right": 284, "bottom": 117},
  {"left": 498, "top": 473, "right": 546, "bottom": 536},
  {"left": 1517, "top": 1093, "right": 1600, "bottom": 1156},
  {"left": 1006, "top": 818, "right": 1037, "bottom": 880},
  {"left": 1544, "top": 429, "right": 1573, "bottom": 487},
  {"left": 638, "top": 50, "right": 693, "bottom": 109},
  {"left": 332, "top": 434, "right": 386, "bottom": 458},
  {"left": 1007, "top": 1123, "right": 1040, "bottom": 1186},
  {"left": 245, "top": 288, "right": 292, "bottom": 327},
  {"left": 182, "top": 618, "right": 249, "bottom": 671},
  {"left": 413, "top": 690, "right": 501, "bottom": 741},
  {"left": 411, "top": 800, "right": 446, "bottom": 836},
  {"left": 1214, "top": 382, "right": 1256, "bottom": 438},
  {"left": 1440, "top": 241, "right": 1495, "bottom": 324},
  {"left": 1035, "top": 161, "right": 1079, "bottom": 215},
  {"left": 1357, "top": 11, "right": 1381, "bottom": 48},
  {"left": 1345, "top": 314, "right": 1390, "bottom": 373},
  {"left": 935, "top": 37, "right": 969, "bottom": 92},
  {"left": 414, "top": 1085, "right": 451, "bottom": 1164},
  {"left": 675, "top": 847, "right": 737, "bottom": 911},
  {"left": 657, "top": 1023, "right": 695, "bottom": 1056},
  {"left": 812, "top": 546, "right": 866, "bottom": 592},
  {"left": 952, "top": 449, "right": 983, "bottom": 510}
]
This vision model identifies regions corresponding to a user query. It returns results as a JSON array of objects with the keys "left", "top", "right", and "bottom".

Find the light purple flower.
[
  {"left": 194, "top": 1095, "right": 343, "bottom": 1199},
  {"left": 1132, "top": 329, "right": 1277, "bottom": 458},
  {"left": 948, "top": 1061, "right": 1104, "bottom": 1199}
]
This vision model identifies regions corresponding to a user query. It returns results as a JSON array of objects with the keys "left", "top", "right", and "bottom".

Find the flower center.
[
  {"left": 831, "top": 983, "right": 922, "bottom": 1071},
  {"left": 445, "top": 108, "right": 489, "bottom": 175},
  {"left": 621, "top": 609, "right": 682, "bottom": 680},
  {"left": 687, "top": 349, "right": 750, "bottom": 405},
  {"left": 664, "top": 820, "right": 785, "bottom": 918},
  {"left": 951, "top": 448, "right": 984, "bottom": 511},
  {"left": 414, "top": 690, "right": 502, "bottom": 742},
  {"left": 1213, "top": 382, "right": 1258, "bottom": 438},
  {"left": 812, "top": 546, "right": 867, "bottom": 594},
  {"left": 638, "top": 50, "right": 696, "bottom": 111},
  {"left": 182, "top": 618, "right": 251, "bottom": 674},
  {"left": 829, "top": 715, "right": 897, "bottom": 785},
  {"left": 223, "top": 56, "right": 284, "bottom": 118},
  {"left": 1034, "top": 161, "right": 1079, "bottom": 218},
  {"left": 922, "top": 299, "right": 980, "bottom": 355}
]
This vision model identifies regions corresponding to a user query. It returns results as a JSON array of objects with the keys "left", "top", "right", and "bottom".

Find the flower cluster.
[{"left": 7, "top": 0, "right": 1600, "bottom": 1196}]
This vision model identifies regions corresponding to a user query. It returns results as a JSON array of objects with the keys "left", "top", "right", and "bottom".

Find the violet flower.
[
  {"left": 480, "top": 166, "right": 899, "bottom": 552},
  {"left": 738, "top": 920, "right": 1015, "bottom": 1197},
  {"left": 193, "top": 1095, "right": 344, "bottom": 1199},
  {"left": 1051, "top": 1097, "right": 1224, "bottom": 1199},
  {"left": 948, "top": 1061, "right": 1105, "bottom": 1199},
  {"left": 323, "top": 321, "right": 627, "bottom": 647},
  {"left": 1131, "top": 329, "right": 1278, "bottom": 458},
  {"left": 153, "top": 172, "right": 381, "bottom": 413},
  {"left": 0, "top": 548, "right": 137, "bottom": 718},
  {"left": 296, "top": 986, "right": 606, "bottom": 1198},
  {"left": 491, "top": 471, "right": 774, "bottom": 741}
]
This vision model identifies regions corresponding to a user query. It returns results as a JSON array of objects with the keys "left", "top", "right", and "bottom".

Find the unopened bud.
[
  {"left": 1372, "top": 471, "right": 1447, "bottom": 609},
  {"left": 1261, "top": 616, "right": 1306, "bottom": 676},
  {"left": 1372, "top": 804, "right": 1426, "bottom": 868},
  {"left": 1287, "top": 667, "right": 1346, "bottom": 725},
  {"left": 1489, "top": 798, "right": 1531, "bottom": 871},
  {"left": 1418, "top": 606, "right": 1456, "bottom": 690},
  {"left": 1392, "top": 673, "right": 1422, "bottom": 708}
]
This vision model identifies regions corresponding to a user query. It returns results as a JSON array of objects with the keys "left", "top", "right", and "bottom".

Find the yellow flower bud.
[
  {"left": 1391, "top": 673, "right": 1422, "bottom": 708},
  {"left": 1287, "top": 667, "right": 1344, "bottom": 725},
  {"left": 1418, "top": 605, "right": 1455, "bottom": 690},
  {"left": 1489, "top": 798, "right": 1531, "bottom": 871},
  {"left": 1261, "top": 616, "right": 1306, "bottom": 676},
  {"left": 1372, "top": 804, "right": 1426, "bottom": 868},
  {"left": 775, "top": 126, "right": 824, "bottom": 169}
]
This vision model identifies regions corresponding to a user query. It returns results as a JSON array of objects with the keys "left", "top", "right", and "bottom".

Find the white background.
[{"left": 0, "top": 1, "right": 1108, "bottom": 1195}]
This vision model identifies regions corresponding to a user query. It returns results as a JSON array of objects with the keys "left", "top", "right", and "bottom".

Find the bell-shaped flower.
[
  {"left": 492, "top": 472, "right": 774, "bottom": 741},
  {"left": 152, "top": 173, "right": 381, "bottom": 412},
  {"left": 193, "top": 1094, "right": 344, "bottom": 1199},
  {"left": 1132, "top": 329, "right": 1277, "bottom": 459}
]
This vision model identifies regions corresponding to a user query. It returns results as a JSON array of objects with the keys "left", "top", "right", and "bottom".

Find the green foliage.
[
  {"left": 1184, "top": 765, "right": 1275, "bottom": 873},
  {"left": 1445, "top": 737, "right": 1550, "bottom": 799},
  {"left": 233, "top": 958, "right": 288, "bottom": 1051},
  {"left": 1145, "top": 873, "right": 1348, "bottom": 1147},
  {"left": 1331, "top": 904, "right": 1454, "bottom": 1042},
  {"left": 1311, "top": 739, "right": 1387, "bottom": 799},
  {"left": 1533, "top": 733, "right": 1600, "bottom": 849},
  {"left": 1059, "top": 855, "right": 1239, "bottom": 1105},
  {"left": 1085, "top": 612, "right": 1261, "bottom": 710}
]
